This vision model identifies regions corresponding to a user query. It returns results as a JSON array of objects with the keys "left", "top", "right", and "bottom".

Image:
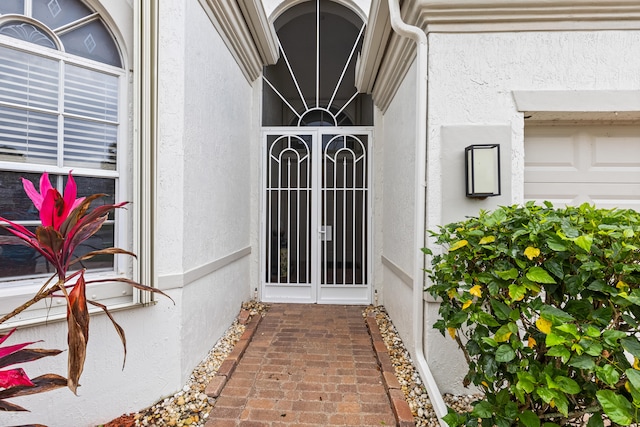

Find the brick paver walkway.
[{"left": 205, "top": 304, "right": 400, "bottom": 426}]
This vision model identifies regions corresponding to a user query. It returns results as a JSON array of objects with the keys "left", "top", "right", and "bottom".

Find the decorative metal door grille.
[
  {"left": 265, "top": 134, "right": 312, "bottom": 285},
  {"left": 260, "top": 0, "right": 373, "bottom": 304},
  {"left": 262, "top": 130, "right": 371, "bottom": 304},
  {"left": 321, "top": 134, "right": 368, "bottom": 286}
]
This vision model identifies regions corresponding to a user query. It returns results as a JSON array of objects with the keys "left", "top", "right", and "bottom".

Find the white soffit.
[
  {"left": 358, "top": 0, "right": 640, "bottom": 112},
  {"left": 199, "top": 0, "right": 278, "bottom": 82}
]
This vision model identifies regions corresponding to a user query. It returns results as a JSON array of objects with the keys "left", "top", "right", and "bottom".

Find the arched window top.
[
  {"left": 0, "top": 0, "right": 122, "bottom": 68},
  {"left": 0, "top": 21, "right": 56, "bottom": 49},
  {"left": 262, "top": 0, "right": 373, "bottom": 127}
]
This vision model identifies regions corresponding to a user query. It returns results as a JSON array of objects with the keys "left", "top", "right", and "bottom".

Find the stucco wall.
[
  {"left": 429, "top": 30, "right": 640, "bottom": 206},
  {"left": 179, "top": 0, "right": 254, "bottom": 380},
  {"left": 379, "top": 60, "right": 418, "bottom": 349}
]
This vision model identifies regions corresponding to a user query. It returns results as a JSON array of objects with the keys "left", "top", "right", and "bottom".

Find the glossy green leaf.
[
  {"left": 545, "top": 332, "right": 567, "bottom": 347},
  {"left": 596, "top": 364, "right": 620, "bottom": 386},
  {"left": 471, "top": 400, "right": 493, "bottom": 418},
  {"left": 555, "top": 323, "right": 579, "bottom": 339},
  {"left": 520, "top": 410, "right": 540, "bottom": 427},
  {"left": 508, "top": 284, "right": 527, "bottom": 301},
  {"left": 575, "top": 234, "right": 593, "bottom": 252},
  {"left": 516, "top": 376, "right": 535, "bottom": 394},
  {"left": 596, "top": 390, "right": 633, "bottom": 425},
  {"left": 621, "top": 337, "right": 640, "bottom": 359},
  {"left": 586, "top": 412, "right": 605, "bottom": 427},
  {"left": 585, "top": 325, "right": 601, "bottom": 338},
  {"left": 567, "top": 354, "right": 596, "bottom": 370},
  {"left": 475, "top": 312, "right": 501, "bottom": 327},
  {"left": 546, "top": 346, "right": 571, "bottom": 363},
  {"left": 553, "top": 393, "right": 569, "bottom": 417},
  {"left": 536, "top": 387, "right": 555, "bottom": 404},
  {"left": 626, "top": 368, "right": 640, "bottom": 390},
  {"left": 526, "top": 267, "right": 557, "bottom": 284},
  {"left": 555, "top": 376, "right": 580, "bottom": 394},
  {"left": 481, "top": 337, "right": 498, "bottom": 348},
  {"left": 495, "top": 344, "right": 516, "bottom": 363},
  {"left": 496, "top": 268, "right": 519, "bottom": 280},
  {"left": 540, "top": 305, "right": 575, "bottom": 323},
  {"left": 490, "top": 299, "right": 512, "bottom": 321}
]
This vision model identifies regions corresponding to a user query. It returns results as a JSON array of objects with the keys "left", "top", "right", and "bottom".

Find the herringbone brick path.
[{"left": 205, "top": 304, "right": 400, "bottom": 426}]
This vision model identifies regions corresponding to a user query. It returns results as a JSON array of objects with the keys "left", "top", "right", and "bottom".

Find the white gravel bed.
[
  {"left": 364, "top": 305, "right": 481, "bottom": 427},
  {"left": 132, "top": 301, "right": 268, "bottom": 427}
]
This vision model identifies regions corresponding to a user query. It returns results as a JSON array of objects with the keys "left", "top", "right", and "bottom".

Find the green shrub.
[{"left": 425, "top": 202, "right": 640, "bottom": 427}]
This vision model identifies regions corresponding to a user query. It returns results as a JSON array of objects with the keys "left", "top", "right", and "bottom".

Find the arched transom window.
[{"left": 262, "top": 0, "right": 373, "bottom": 127}]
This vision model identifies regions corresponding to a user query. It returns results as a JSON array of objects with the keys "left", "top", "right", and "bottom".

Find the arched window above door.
[{"left": 262, "top": 0, "right": 374, "bottom": 127}]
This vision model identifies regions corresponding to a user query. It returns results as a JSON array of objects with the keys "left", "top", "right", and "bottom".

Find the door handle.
[{"left": 319, "top": 226, "right": 332, "bottom": 241}]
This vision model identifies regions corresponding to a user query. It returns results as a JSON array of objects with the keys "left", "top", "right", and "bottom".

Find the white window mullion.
[{"left": 57, "top": 60, "right": 65, "bottom": 168}]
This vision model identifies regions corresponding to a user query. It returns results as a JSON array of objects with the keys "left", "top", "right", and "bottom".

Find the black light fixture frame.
[{"left": 465, "top": 144, "right": 501, "bottom": 198}]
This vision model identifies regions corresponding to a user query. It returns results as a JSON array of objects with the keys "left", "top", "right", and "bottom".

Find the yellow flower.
[
  {"left": 617, "top": 280, "right": 628, "bottom": 290},
  {"left": 448, "top": 288, "right": 458, "bottom": 299},
  {"left": 448, "top": 327, "right": 457, "bottom": 339},
  {"left": 634, "top": 357, "right": 640, "bottom": 370},
  {"left": 524, "top": 246, "right": 540, "bottom": 260},
  {"left": 462, "top": 300, "right": 473, "bottom": 310},
  {"left": 469, "top": 285, "right": 483, "bottom": 298},
  {"left": 626, "top": 381, "right": 632, "bottom": 393},
  {"left": 527, "top": 336, "right": 537, "bottom": 348},
  {"left": 481, "top": 381, "right": 489, "bottom": 388},
  {"left": 536, "top": 317, "right": 552, "bottom": 334}
]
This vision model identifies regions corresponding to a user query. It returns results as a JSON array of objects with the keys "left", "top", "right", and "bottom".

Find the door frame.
[{"left": 260, "top": 126, "right": 373, "bottom": 304}]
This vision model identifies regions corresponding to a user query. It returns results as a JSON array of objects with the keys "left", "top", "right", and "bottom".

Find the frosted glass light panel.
[{"left": 465, "top": 144, "right": 501, "bottom": 198}]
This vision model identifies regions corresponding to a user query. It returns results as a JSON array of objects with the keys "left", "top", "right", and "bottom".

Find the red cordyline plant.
[
  {"left": 0, "top": 172, "right": 171, "bottom": 401},
  {"left": 0, "top": 328, "right": 66, "bottom": 412}
]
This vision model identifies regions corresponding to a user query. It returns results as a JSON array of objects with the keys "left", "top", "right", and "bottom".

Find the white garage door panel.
[
  {"left": 525, "top": 124, "right": 640, "bottom": 210},
  {"left": 525, "top": 182, "right": 640, "bottom": 209}
]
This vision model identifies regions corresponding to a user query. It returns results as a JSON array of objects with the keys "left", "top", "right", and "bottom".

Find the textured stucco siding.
[
  {"left": 179, "top": 0, "right": 253, "bottom": 382},
  {"left": 379, "top": 60, "right": 418, "bottom": 348}
]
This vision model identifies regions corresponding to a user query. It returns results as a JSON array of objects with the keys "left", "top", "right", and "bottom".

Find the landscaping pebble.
[
  {"left": 131, "top": 301, "right": 268, "bottom": 427},
  {"left": 364, "top": 305, "right": 481, "bottom": 426}
]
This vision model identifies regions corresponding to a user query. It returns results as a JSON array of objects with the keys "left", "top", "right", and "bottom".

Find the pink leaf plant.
[
  {"left": 0, "top": 328, "right": 66, "bottom": 412},
  {"left": 0, "top": 172, "right": 172, "bottom": 394}
]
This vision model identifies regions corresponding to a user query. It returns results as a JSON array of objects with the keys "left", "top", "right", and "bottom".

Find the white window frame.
[{"left": 0, "top": 5, "right": 139, "bottom": 328}]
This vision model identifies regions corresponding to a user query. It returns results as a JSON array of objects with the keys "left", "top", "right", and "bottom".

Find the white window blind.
[
  {"left": 0, "top": 45, "right": 58, "bottom": 110},
  {"left": 0, "top": 45, "right": 120, "bottom": 169}
]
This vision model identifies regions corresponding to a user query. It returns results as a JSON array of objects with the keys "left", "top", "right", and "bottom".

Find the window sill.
[
  {"left": 0, "top": 271, "right": 145, "bottom": 332},
  {"left": 0, "top": 298, "right": 150, "bottom": 332}
]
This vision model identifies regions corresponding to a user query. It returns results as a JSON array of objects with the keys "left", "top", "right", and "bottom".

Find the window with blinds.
[{"left": 0, "top": 1, "right": 125, "bottom": 283}]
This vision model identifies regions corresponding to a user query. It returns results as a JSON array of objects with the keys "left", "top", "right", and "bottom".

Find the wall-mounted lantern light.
[{"left": 465, "top": 144, "right": 501, "bottom": 198}]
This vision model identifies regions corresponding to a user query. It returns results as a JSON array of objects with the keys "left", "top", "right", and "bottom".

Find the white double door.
[{"left": 261, "top": 128, "right": 372, "bottom": 304}]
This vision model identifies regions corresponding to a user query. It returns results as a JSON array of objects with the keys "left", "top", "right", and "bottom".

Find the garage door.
[{"left": 525, "top": 124, "right": 640, "bottom": 210}]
